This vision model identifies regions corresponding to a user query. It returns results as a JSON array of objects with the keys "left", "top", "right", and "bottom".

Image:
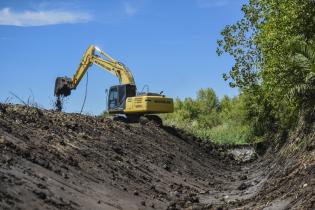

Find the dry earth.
[{"left": 0, "top": 104, "right": 314, "bottom": 210}]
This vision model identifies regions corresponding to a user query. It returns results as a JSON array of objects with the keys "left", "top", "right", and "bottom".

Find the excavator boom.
[{"left": 54, "top": 45, "right": 135, "bottom": 97}]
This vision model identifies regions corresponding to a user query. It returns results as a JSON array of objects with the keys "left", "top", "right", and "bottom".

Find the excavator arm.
[{"left": 54, "top": 45, "right": 135, "bottom": 97}]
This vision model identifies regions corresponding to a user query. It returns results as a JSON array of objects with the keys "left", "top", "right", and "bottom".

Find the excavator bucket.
[{"left": 54, "top": 77, "right": 72, "bottom": 97}]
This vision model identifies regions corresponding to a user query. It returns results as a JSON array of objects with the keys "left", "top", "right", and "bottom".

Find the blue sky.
[{"left": 0, "top": 0, "right": 246, "bottom": 114}]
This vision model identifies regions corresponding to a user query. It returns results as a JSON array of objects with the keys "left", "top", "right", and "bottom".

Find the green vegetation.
[
  {"left": 163, "top": 89, "right": 257, "bottom": 144},
  {"left": 165, "top": 0, "right": 315, "bottom": 145},
  {"left": 217, "top": 0, "right": 315, "bottom": 138}
]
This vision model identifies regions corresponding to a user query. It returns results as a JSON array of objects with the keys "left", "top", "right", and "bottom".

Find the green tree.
[
  {"left": 287, "top": 38, "right": 315, "bottom": 106},
  {"left": 217, "top": 0, "right": 315, "bottom": 132},
  {"left": 196, "top": 88, "right": 219, "bottom": 113}
]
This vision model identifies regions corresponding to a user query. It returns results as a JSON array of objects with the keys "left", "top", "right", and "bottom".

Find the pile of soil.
[{"left": 0, "top": 104, "right": 314, "bottom": 210}]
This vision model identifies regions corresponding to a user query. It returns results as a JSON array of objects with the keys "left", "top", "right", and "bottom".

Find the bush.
[{"left": 163, "top": 88, "right": 256, "bottom": 144}]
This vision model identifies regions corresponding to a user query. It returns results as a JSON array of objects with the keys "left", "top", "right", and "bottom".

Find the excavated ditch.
[{"left": 0, "top": 104, "right": 314, "bottom": 210}]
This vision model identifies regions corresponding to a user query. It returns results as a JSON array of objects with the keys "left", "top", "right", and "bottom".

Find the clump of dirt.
[{"left": 0, "top": 104, "right": 314, "bottom": 210}]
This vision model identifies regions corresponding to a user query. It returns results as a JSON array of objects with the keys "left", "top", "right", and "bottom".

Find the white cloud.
[
  {"left": 123, "top": 0, "right": 148, "bottom": 17},
  {"left": 196, "top": 0, "right": 232, "bottom": 8},
  {"left": 123, "top": 2, "right": 139, "bottom": 16},
  {"left": 0, "top": 7, "right": 92, "bottom": 27}
]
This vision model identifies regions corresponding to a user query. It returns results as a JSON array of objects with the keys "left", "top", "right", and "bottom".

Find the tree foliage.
[
  {"left": 287, "top": 38, "right": 315, "bottom": 105},
  {"left": 217, "top": 0, "right": 315, "bottom": 133}
]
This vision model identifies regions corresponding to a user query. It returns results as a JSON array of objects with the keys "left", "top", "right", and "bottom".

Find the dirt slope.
[{"left": 0, "top": 104, "right": 314, "bottom": 210}]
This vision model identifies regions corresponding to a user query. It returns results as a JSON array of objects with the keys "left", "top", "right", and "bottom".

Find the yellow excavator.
[{"left": 54, "top": 45, "right": 173, "bottom": 124}]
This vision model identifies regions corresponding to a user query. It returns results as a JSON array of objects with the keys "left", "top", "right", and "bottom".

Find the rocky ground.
[{"left": 0, "top": 104, "right": 314, "bottom": 210}]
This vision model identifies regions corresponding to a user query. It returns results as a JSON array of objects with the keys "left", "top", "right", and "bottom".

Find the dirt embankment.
[{"left": 0, "top": 104, "right": 314, "bottom": 210}]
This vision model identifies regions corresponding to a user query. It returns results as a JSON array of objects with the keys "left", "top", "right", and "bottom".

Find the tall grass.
[{"left": 164, "top": 118, "right": 256, "bottom": 144}]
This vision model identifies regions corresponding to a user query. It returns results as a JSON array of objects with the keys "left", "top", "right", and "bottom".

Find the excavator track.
[
  {"left": 111, "top": 114, "right": 162, "bottom": 126},
  {"left": 139, "top": 115, "right": 162, "bottom": 126}
]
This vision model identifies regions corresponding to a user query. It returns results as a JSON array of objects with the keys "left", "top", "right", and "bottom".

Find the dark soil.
[{"left": 0, "top": 104, "right": 314, "bottom": 210}]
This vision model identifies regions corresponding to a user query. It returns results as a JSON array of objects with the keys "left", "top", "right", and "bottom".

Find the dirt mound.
[{"left": 0, "top": 104, "right": 314, "bottom": 210}]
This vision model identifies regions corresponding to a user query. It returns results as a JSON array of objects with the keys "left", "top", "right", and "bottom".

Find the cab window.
[{"left": 108, "top": 87, "right": 118, "bottom": 109}]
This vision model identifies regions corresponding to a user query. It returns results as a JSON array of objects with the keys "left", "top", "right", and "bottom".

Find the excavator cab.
[{"left": 107, "top": 84, "right": 136, "bottom": 113}]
